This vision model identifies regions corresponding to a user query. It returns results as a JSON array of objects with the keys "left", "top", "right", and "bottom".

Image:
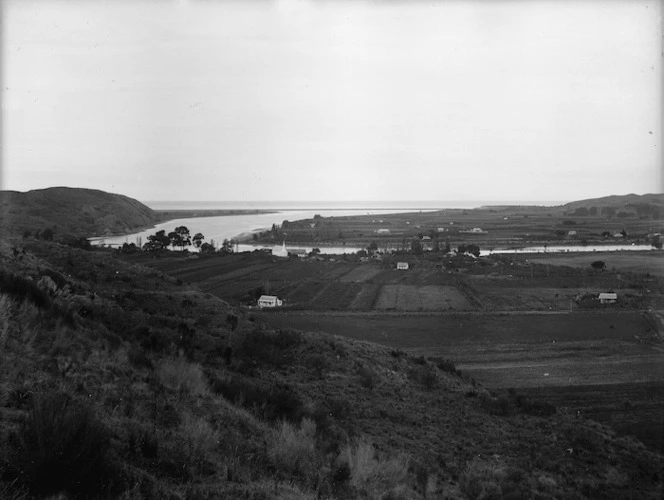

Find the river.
[{"left": 89, "top": 208, "right": 420, "bottom": 254}]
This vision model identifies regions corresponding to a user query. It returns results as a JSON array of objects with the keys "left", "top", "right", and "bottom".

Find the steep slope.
[
  {"left": 0, "top": 239, "right": 662, "bottom": 499},
  {"left": 0, "top": 186, "right": 161, "bottom": 238}
]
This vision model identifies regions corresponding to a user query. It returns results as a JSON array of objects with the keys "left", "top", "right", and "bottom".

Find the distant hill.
[
  {"left": 0, "top": 187, "right": 161, "bottom": 238},
  {"left": 561, "top": 193, "right": 664, "bottom": 218}
]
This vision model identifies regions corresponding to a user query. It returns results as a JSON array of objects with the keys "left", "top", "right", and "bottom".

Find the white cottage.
[
  {"left": 257, "top": 295, "right": 283, "bottom": 308},
  {"left": 598, "top": 293, "right": 617, "bottom": 304},
  {"left": 396, "top": 262, "right": 409, "bottom": 270}
]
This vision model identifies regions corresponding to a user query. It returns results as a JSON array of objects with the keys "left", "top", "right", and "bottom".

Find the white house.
[
  {"left": 598, "top": 293, "right": 617, "bottom": 304},
  {"left": 396, "top": 262, "right": 409, "bottom": 270},
  {"left": 376, "top": 228, "right": 391, "bottom": 234},
  {"left": 568, "top": 230, "right": 577, "bottom": 236},
  {"left": 257, "top": 295, "right": 283, "bottom": 308},
  {"left": 272, "top": 242, "right": 289, "bottom": 258}
]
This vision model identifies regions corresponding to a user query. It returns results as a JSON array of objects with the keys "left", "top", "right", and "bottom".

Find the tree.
[
  {"left": 41, "top": 228, "right": 54, "bottom": 241},
  {"left": 200, "top": 242, "right": 216, "bottom": 254},
  {"left": 144, "top": 230, "right": 171, "bottom": 252},
  {"left": 591, "top": 260, "right": 606, "bottom": 271},
  {"left": 173, "top": 226, "right": 191, "bottom": 250},
  {"left": 602, "top": 206, "right": 616, "bottom": 218},
  {"left": 192, "top": 233, "right": 204, "bottom": 248},
  {"left": 167, "top": 231, "right": 180, "bottom": 249},
  {"left": 411, "top": 238, "right": 423, "bottom": 255},
  {"left": 466, "top": 244, "right": 480, "bottom": 257},
  {"left": 367, "top": 241, "right": 378, "bottom": 254},
  {"left": 652, "top": 235, "right": 663, "bottom": 250},
  {"left": 220, "top": 239, "right": 233, "bottom": 254}
]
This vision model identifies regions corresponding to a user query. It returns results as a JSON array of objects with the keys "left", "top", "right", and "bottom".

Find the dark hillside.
[
  {"left": 0, "top": 187, "right": 161, "bottom": 238},
  {"left": 0, "top": 239, "right": 663, "bottom": 499}
]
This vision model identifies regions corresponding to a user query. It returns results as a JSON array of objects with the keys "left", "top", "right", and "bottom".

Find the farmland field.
[
  {"left": 373, "top": 285, "right": 473, "bottom": 311},
  {"left": 255, "top": 308, "right": 664, "bottom": 452},
  {"left": 526, "top": 251, "right": 664, "bottom": 276},
  {"left": 137, "top": 250, "right": 664, "bottom": 452}
]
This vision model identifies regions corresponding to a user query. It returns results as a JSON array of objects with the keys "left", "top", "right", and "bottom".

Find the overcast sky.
[{"left": 2, "top": 0, "right": 662, "bottom": 204}]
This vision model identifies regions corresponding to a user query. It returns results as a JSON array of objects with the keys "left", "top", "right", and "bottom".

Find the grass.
[
  {"left": 7, "top": 391, "right": 118, "bottom": 498},
  {"left": 268, "top": 419, "right": 317, "bottom": 482},
  {"left": 179, "top": 412, "right": 219, "bottom": 466},
  {"left": 1, "top": 238, "right": 664, "bottom": 499},
  {"left": 341, "top": 441, "right": 409, "bottom": 497},
  {"left": 156, "top": 357, "right": 209, "bottom": 395}
]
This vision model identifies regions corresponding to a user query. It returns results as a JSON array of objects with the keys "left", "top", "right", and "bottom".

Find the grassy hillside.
[
  {"left": 0, "top": 187, "right": 161, "bottom": 239},
  {"left": 562, "top": 193, "right": 664, "bottom": 215},
  {"left": 1, "top": 239, "right": 663, "bottom": 499}
]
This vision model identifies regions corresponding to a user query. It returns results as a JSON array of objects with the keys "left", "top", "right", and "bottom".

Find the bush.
[
  {"left": 408, "top": 364, "right": 439, "bottom": 390},
  {"left": 268, "top": 419, "right": 318, "bottom": 481},
  {"left": 209, "top": 373, "right": 306, "bottom": 423},
  {"left": 8, "top": 391, "right": 118, "bottom": 497},
  {"left": 0, "top": 294, "right": 11, "bottom": 349},
  {"left": 460, "top": 460, "right": 533, "bottom": 500},
  {"left": 340, "top": 441, "right": 409, "bottom": 496},
  {"left": 0, "top": 270, "right": 51, "bottom": 310},
  {"left": 357, "top": 365, "right": 379, "bottom": 390},
  {"left": 237, "top": 328, "right": 301, "bottom": 368},
  {"left": 179, "top": 412, "right": 219, "bottom": 466},
  {"left": 157, "top": 357, "right": 209, "bottom": 395},
  {"left": 127, "top": 426, "right": 159, "bottom": 459}
]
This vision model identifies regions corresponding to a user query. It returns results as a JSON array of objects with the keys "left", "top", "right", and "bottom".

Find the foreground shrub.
[
  {"left": 157, "top": 357, "right": 208, "bottom": 395},
  {"left": 179, "top": 412, "right": 219, "bottom": 466},
  {"left": 8, "top": 391, "right": 118, "bottom": 497},
  {"left": 408, "top": 363, "right": 439, "bottom": 390},
  {"left": 460, "top": 459, "right": 533, "bottom": 500},
  {"left": 340, "top": 441, "right": 409, "bottom": 496},
  {"left": 0, "top": 270, "right": 51, "bottom": 310},
  {"left": 0, "top": 293, "right": 11, "bottom": 349},
  {"left": 237, "top": 328, "right": 301, "bottom": 368},
  {"left": 209, "top": 373, "right": 306, "bottom": 422},
  {"left": 268, "top": 418, "right": 318, "bottom": 482}
]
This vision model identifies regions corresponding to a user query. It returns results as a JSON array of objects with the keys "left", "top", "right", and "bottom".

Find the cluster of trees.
[
  {"left": 138, "top": 226, "right": 236, "bottom": 255},
  {"left": 23, "top": 228, "right": 55, "bottom": 241}
]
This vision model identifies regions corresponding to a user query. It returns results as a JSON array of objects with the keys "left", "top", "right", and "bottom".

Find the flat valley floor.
[{"left": 136, "top": 250, "right": 664, "bottom": 453}]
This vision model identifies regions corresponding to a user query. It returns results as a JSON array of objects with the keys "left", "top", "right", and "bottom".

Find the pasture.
[
  {"left": 525, "top": 251, "right": 664, "bottom": 276},
  {"left": 137, "top": 250, "right": 664, "bottom": 452}
]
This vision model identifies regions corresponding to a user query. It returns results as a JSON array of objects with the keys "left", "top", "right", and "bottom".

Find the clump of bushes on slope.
[
  {"left": 208, "top": 372, "right": 306, "bottom": 423},
  {"left": 4, "top": 391, "right": 120, "bottom": 498}
]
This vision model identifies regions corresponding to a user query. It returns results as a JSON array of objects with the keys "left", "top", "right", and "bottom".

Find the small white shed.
[
  {"left": 598, "top": 293, "right": 617, "bottom": 304},
  {"left": 396, "top": 262, "right": 409, "bottom": 270},
  {"left": 257, "top": 295, "right": 283, "bottom": 308}
]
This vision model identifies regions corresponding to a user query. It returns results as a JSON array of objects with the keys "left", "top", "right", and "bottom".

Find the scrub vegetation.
[{"left": 1, "top": 238, "right": 663, "bottom": 499}]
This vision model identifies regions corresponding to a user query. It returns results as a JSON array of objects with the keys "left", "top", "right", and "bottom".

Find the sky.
[{"left": 1, "top": 0, "right": 662, "bottom": 204}]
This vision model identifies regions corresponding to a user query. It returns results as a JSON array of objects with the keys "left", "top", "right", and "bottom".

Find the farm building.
[
  {"left": 376, "top": 228, "right": 391, "bottom": 234},
  {"left": 568, "top": 231, "right": 577, "bottom": 236},
  {"left": 257, "top": 295, "right": 283, "bottom": 308},
  {"left": 598, "top": 293, "right": 617, "bottom": 304},
  {"left": 396, "top": 262, "right": 409, "bottom": 270},
  {"left": 437, "top": 227, "right": 448, "bottom": 232}
]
